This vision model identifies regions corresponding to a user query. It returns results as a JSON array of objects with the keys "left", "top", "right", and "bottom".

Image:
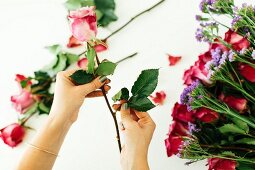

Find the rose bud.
[
  {"left": 11, "top": 90, "right": 35, "bottom": 113},
  {"left": 238, "top": 63, "right": 255, "bottom": 83},
  {"left": 68, "top": 6, "right": 97, "bottom": 42},
  {"left": 195, "top": 108, "right": 219, "bottom": 123},
  {"left": 219, "top": 93, "right": 248, "bottom": 113},
  {"left": 208, "top": 158, "right": 236, "bottom": 170},
  {"left": 165, "top": 135, "right": 183, "bottom": 157},
  {"left": 0, "top": 123, "right": 25, "bottom": 147},
  {"left": 15, "top": 74, "right": 32, "bottom": 88}
]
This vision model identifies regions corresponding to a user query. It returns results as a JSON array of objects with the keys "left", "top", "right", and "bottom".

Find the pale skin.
[{"left": 17, "top": 70, "right": 156, "bottom": 170}]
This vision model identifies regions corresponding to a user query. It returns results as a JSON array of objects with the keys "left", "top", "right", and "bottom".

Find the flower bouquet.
[{"left": 165, "top": 1, "right": 255, "bottom": 169}]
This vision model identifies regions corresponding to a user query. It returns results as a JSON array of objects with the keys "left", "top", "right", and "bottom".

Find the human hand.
[
  {"left": 49, "top": 70, "right": 110, "bottom": 125},
  {"left": 120, "top": 103, "right": 156, "bottom": 170}
]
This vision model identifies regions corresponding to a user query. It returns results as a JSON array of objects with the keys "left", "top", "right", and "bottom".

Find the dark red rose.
[
  {"left": 224, "top": 29, "right": 250, "bottom": 51},
  {"left": 168, "top": 121, "right": 189, "bottom": 136},
  {"left": 183, "top": 51, "right": 212, "bottom": 85},
  {"left": 238, "top": 63, "right": 255, "bottom": 83},
  {"left": 171, "top": 102, "right": 194, "bottom": 123},
  {"left": 150, "top": 91, "right": 166, "bottom": 105},
  {"left": 168, "top": 54, "right": 182, "bottom": 66},
  {"left": 165, "top": 135, "right": 183, "bottom": 157},
  {"left": 219, "top": 93, "right": 248, "bottom": 113},
  {"left": 67, "top": 35, "right": 83, "bottom": 48},
  {"left": 208, "top": 158, "right": 236, "bottom": 170},
  {"left": 195, "top": 108, "right": 219, "bottom": 123},
  {"left": 0, "top": 123, "right": 25, "bottom": 147}
]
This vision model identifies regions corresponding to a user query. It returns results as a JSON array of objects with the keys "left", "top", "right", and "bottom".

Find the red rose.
[
  {"left": 168, "top": 121, "right": 189, "bottom": 136},
  {"left": 195, "top": 108, "right": 219, "bottom": 123},
  {"left": 208, "top": 158, "right": 236, "bottom": 170},
  {"left": 165, "top": 135, "right": 183, "bottom": 157},
  {"left": 238, "top": 63, "right": 255, "bottom": 83},
  {"left": 219, "top": 93, "right": 247, "bottom": 113},
  {"left": 68, "top": 6, "right": 97, "bottom": 42},
  {"left": 150, "top": 91, "right": 166, "bottom": 105},
  {"left": 172, "top": 102, "right": 194, "bottom": 123},
  {"left": 67, "top": 35, "right": 83, "bottom": 48},
  {"left": 224, "top": 29, "right": 250, "bottom": 51},
  {"left": 0, "top": 123, "right": 25, "bottom": 147},
  {"left": 183, "top": 51, "right": 212, "bottom": 85},
  {"left": 11, "top": 90, "right": 35, "bottom": 113},
  {"left": 168, "top": 54, "right": 182, "bottom": 66}
]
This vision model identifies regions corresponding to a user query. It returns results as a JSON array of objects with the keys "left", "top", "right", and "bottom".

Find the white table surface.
[{"left": 0, "top": 0, "right": 252, "bottom": 169}]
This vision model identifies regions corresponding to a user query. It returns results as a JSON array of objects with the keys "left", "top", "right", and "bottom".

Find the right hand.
[{"left": 120, "top": 103, "right": 156, "bottom": 170}]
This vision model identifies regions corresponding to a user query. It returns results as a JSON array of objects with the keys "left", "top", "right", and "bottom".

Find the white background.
[{"left": 0, "top": 0, "right": 252, "bottom": 169}]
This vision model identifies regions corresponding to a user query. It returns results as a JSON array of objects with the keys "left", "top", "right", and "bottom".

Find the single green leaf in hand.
[
  {"left": 46, "top": 44, "right": 61, "bottom": 55},
  {"left": 235, "top": 138, "right": 255, "bottom": 145},
  {"left": 131, "top": 69, "right": 159, "bottom": 97},
  {"left": 70, "top": 70, "right": 94, "bottom": 85},
  {"left": 219, "top": 124, "right": 247, "bottom": 134},
  {"left": 95, "top": 61, "right": 117, "bottom": 76},
  {"left": 112, "top": 88, "right": 129, "bottom": 102},
  {"left": 128, "top": 96, "right": 155, "bottom": 112},
  {"left": 86, "top": 46, "right": 96, "bottom": 74}
]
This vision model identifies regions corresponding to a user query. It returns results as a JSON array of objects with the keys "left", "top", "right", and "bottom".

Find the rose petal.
[
  {"left": 150, "top": 91, "right": 166, "bottom": 105},
  {"left": 168, "top": 54, "right": 182, "bottom": 66},
  {"left": 67, "top": 35, "right": 83, "bottom": 48},
  {"left": 77, "top": 58, "right": 88, "bottom": 69}
]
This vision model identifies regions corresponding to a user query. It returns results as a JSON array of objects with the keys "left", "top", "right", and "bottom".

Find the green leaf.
[
  {"left": 128, "top": 96, "right": 155, "bottom": 112},
  {"left": 52, "top": 54, "right": 68, "bottom": 73},
  {"left": 112, "top": 88, "right": 129, "bottom": 102},
  {"left": 94, "top": 0, "right": 118, "bottom": 26},
  {"left": 131, "top": 69, "right": 159, "bottom": 97},
  {"left": 237, "top": 162, "right": 255, "bottom": 170},
  {"left": 221, "top": 151, "right": 235, "bottom": 157},
  {"left": 70, "top": 70, "right": 94, "bottom": 85},
  {"left": 65, "top": 53, "right": 79, "bottom": 65},
  {"left": 95, "top": 61, "right": 117, "bottom": 76},
  {"left": 231, "top": 117, "right": 249, "bottom": 134},
  {"left": 86, "top": 46, "right": 96, "bottom": 74},
  {"left": 38, "top": 102, "right": 50, "bottom": 114},
  {"left": 65, "top": 0, "right": 94, "bottom": 10},
  {"left": 219, "top": 124, "right": 247, "bottom": 134},
  {"left": 20, "top": 79, "right": 30, "bottom": 88},
  {"left": 235, "top": 138, "right": 255, "bottom": 145},
  {"left": 46, "top": 44, "right": 61, "bottom": 55}
]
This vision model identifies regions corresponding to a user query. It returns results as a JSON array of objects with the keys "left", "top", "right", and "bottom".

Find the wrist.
[{"left": 131, "top": 156, "right": 149, "bottom": 170}]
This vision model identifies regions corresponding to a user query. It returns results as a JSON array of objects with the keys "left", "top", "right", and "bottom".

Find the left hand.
[{"left": 49, "top": 69, "right": 110, "bottom": 124}]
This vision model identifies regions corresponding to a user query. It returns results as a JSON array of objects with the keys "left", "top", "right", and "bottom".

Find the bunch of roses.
[{"left": 165, "top": 1, "right": 255, "bottom": 170}]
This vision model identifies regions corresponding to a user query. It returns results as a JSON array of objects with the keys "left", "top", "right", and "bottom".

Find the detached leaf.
[
  {"left": 235, "top": 138, "right": 255, "bottom": 145},
  {"left": 131, "top": 69, "right": 159, "bottom": 97},
  {"left": 46, "top": 44, "right": 61, "bottom": 55},
  {"left": 95, "top": 61, "right": 117, "bottom": 76},
  {"left": 112, "top": 88, "right": 129, "bottom": 102},
  {"left": 65, "top": 53, "right": 79, "bottom": 65},
  {"left": 219, "top": 124, "right": 247, "bottom": 134},
  {"left": 52, "top": 54, "right": 67, "bottom": 73},
  {"left": 86, "top": 46, "right": 96, "bottom": 74},
  {"left": 70, "top": 70, "right": 94, "bottom": 85},
  {"left": 128, "top": 96, "right": 155, "bottom": 112}
]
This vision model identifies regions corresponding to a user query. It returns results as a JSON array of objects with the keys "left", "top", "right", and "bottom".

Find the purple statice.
[
  {"left": 231, "top": 15, "right": 241, "bottom": 27},
  {"left": 200, "top": 22, "right": 218, "bottom": 28},
  {"left": 207, "top": 70, "right": 215, "bottom": 80},
  {"left": 195, "top": 28, "right": 205, "bottom": 42},
  {"left": 199, "top": 0, "right": 207, "bottom": 12},
  {"left": 228, "top": 50, "right": 235, "bottom": 62},
  {"left": 211, "top": 47, "right": 222, "bottom": 66},
  {"left": 219, "top": 51, "right": 228, "bottom": 65},
  {"left": 188, "top": 122, "right": 200, "bottom": 134},
  {"left": 180, "top": 81, "right": 200, "bottom": 111},
  {"left": 195, "top": 15, "right": 202, "bottom": 21},
  {"left": 239, "top": 48, "right": 247, "bottom": 55},
  {"left": 252, "top": 50, "right": 255, "bottom": 59}
]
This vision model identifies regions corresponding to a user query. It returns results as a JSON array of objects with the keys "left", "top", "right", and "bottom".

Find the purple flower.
[
  {"left": 228, "top": 50, "right": 235, "bottom": 62},
  {"left": 211, "top": 47, "right": 222, "bottom": 66},
  {"left": 188, "top": 122, "right": 200, "bottom": 134},
  {"left": 180, "top": 80, "right": 200, "bottom": 107},
  {"left": 231, "top": 15, "right": 241, "bottom": 27},
  {"left": 195, "top": 15, "right": 202, "bottom": 21},
  {"left": 195, "top": 28, "right": 209, "bottom": 42}
]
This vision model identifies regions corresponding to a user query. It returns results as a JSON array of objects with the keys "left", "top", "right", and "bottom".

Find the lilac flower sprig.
[
  {"left": 180, "top": 81, "right": 255, "bottom": 129},
  {"left": 200, "top": 0, "right": 234, "bottom": 15}
]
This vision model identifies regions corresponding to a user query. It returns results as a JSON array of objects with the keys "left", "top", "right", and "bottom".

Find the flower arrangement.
[
  {"left": 165, "top": 1, "right": 255, "bottom": 169},
  {"left": 0, "top": 0, "right": 165, "bottom": 150}
]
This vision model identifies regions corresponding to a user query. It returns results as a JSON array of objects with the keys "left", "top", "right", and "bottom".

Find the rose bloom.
[
  {"left": 219, "top": 93, "right": 247, "bottom": 113},
  {"left": 0, "top": 123, "right": 25, "bottom": 147},
  {"left": 238, "top": 62, "right": 255, "bottom": 83},
  {"left": 11, "top": 90, "right": 35, "bottom": 113},
  {"left": 69, "top": 6, "right": 97, "bottom": 42},
  {"left": 172, "top": 102, "right": 194, "bottom": 123},
  {"left": 208, "top": 158, "right": 236, "bottom": 170},
  {"left": 195, "top": 108, "right": 219, "bottom": 123},
  {"left": 165, "top": 135, "right": 183, "bottom": 157}
]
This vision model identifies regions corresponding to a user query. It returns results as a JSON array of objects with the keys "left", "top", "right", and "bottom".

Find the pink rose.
[
  {"left": 171, "top": 102, "right": 194, "bottom": 123},
  {"left": 219, "top": 93, "right": 247, "bottom": 113},
  {"left": 183, "top": 51, "right": 212, "bottom": 85},
  {"left": 224, "top": 29, "right": 250, "bottom": 51},
  {"left": 165, "top": 135, "right": 183, "bottom": 157},
  {"left": 150, "top": 91, "right": 166, "bottom": 105},
  {"left": 69, "top": 6, "right": 97, "bottom": 42},
  {"left": 11, "top": 90, "right": 35, "bottom": 113},
  {"left": 238, "top": 63, "right": 255, "bottom": 83},
  {"left": 208, "top": 158, "right": 236, "bottom": 170},
  {"left": 195, "top": 108, "right": 219, "bottom": 123},
  {"left": 0, "top": 123, "right": 25, "bottom": 147}
]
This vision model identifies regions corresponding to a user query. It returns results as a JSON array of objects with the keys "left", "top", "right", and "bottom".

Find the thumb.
[
  {"left": 79, "top": 76, "right": 107, "bottom": 95},
  {"left": 120, "top": 103, "right": 135, "bottom": 128}
]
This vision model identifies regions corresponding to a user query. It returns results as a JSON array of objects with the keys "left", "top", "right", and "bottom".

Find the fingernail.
[
  {"left": 121, "top": 103, "right": 128, "bottom": 110},
  {"left": 99, "top": 76, "right": 107, "bottom": 83}
]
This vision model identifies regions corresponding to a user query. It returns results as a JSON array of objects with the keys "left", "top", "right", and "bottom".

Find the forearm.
[{"left": 17, "top": 112, "right": 72, "bottom": 170}]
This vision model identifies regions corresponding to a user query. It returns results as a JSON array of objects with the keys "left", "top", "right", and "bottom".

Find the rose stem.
[
  {"left": 95, "top": 55, "right": 122, "bottom": 153},
  {"left": 116, "top": 52, "right": 138, "bottom": 64},
  {"left": 103, "top": 0, "right": 166, "bottom": 41}
]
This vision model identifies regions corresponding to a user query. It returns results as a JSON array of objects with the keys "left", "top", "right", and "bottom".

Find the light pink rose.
[
  {"left": 69, "top": 6, "right": 97, "bottom": 42},
  {"left": 11, "top": 90, "right": 35, "bottom": 113}
]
